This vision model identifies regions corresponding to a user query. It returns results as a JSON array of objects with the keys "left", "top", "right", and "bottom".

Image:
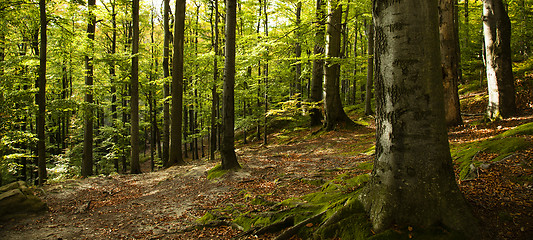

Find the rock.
[{"left": 0, "top": 181, "right": 48, "bottom": 217}]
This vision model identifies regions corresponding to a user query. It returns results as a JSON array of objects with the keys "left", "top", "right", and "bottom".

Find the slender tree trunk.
[
  {"left": 294, "top": 1, "right": 302, "bottom": 99},
  {"left": 221, "top": 0, "right": 240, "bottom": 170},
  {"left": 324, "top": 0, "right": 355, "bottom": 130},
  {"left": 465, "top": 0, "right": 469, "bottom": 49},
  {"left": 109, "top": 0, "right": 119, "bottom": 172},
  {"left": 483, "top": 0, "right": 516, "bottom": 119},
  {"left": 263, "top": 0, "right": 269, "bottom": 145},
  {"left": 210, "top": 0, "right": 219, "bottom": 161},
  {"left": 170, "top": 0, "right": 185, "bottom": 165},
  {"left": 37, "top": 0, "right": 47, "bottom": 185},
  {"left": 82, "top": 0, "right": 96, "bottom": 178},
  {"left": 310, "top": 0, "right": 326, "bottom": 126},
  {"left": 439, "top": 0, "right": 463, "bottom": 126},
  {"left": 130, "top": 0, "right": 141, "bottom": 174},
  {"left": 360, "top": 0, "right": 479, "bottom": 236},
  {"left": 364, "top": 21, "right": 374, "bottom": 115},
  {"left": 352, "top": 20, "right": 358, "bottom": 105},
  {"left": 162, "top": 0, "right": 171, "bottom": 167}
]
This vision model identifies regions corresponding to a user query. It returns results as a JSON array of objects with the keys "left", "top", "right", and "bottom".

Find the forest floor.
[{"left": 1, "top": 85, "right": 533, "bottom": 239}]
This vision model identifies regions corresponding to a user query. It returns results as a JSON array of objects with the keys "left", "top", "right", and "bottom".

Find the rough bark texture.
[
  {"left": 170, "top": 0, "right": 185, "bottom": 165},
  {"left": 37, "top": 0, "right": 47, "bottom": 185},
  {"left": 162, "top": 0, "right": 171, "bottom": 167},
  {"left": 360, "top": 0, "right": 479, "bottom": 236},
  {"left": 364, "top": 22, "right": 374, "bottom": 116},
  {"left": 439, "top": 0, "right": 463, "bottom": 126},
  {"left": 483, "top": 0, "right": 516, "bottom": 119},
  {"left": 309, "top": 0, "right": 325, "bottom": 127},
  {"left": 82, "top": 0, "right": 96, "bottom": 178},
  {"left": 221, "top": 0, "right": 240, "bottom": 170},
  {"left": 323, "top": 0, "right": 355, "bottom": 130}
]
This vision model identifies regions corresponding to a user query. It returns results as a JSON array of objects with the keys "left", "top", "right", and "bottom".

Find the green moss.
[
  {"left": 452, "top": 136, "right": 530, "bottom": 180},
  {"left": 497, "top": 122, "right": 533, "bottom": 138},
  {"left": 357, "top": 161, "right": 374, "bottom": 171},
  {"left": 369, "top": 226, "right": 468, "bottom": 240},
  {"left": 362, "top": 145, "right": 375, "bottom": 155},
  {"left": 207, "top": 164, "right": 228, "bottom": 180},
  {"left": 197, "top": 212, "right": 216, "bottom": 224}
]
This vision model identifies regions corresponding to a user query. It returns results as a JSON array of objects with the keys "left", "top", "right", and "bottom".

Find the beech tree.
[
  {"left": 82, "top": 0, "right": 96, "bottom": 178},
  {"left": 483, "top": 0, "right": 517, "bottom": 119},
  {"left": 37, "top": 0, "right": 47, "bottom": 185},
  {"left": 170, "top": 0, "right": 185, "bottom": 165},
  {"left": 323, "top": 0, "right": 355, "bottom": 130},
  {"left": 360, "top": 0, "right": 478, "bottom": 235},
  {"left": 130, "top": 0, "right": 141, "bottom": 174},
  {"left": 439, "top": 0, "right": 463, "bottom": 126},
  {"left": 309, "top": 0, "right": 326, "bottom": 126},
  {"left": 162, "top": 0, "right": 171, "bottom": 167},
  {"left": 220, "top": 0, "right": 240, "bottom": 170}
]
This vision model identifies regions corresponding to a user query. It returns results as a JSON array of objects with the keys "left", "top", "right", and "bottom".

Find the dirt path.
[{"left": 1, "top": 111, "right": 532, "bottom": 239}]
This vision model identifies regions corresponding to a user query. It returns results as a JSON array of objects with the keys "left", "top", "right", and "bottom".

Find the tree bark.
[
  {"left": 360, "top": 0, "right": 479, "bottom": 236},
  {"left": 323, "top": 0, "right": 355, "bottom": 130},
  {"left": 162, "top": 0, "right": 171, "bottom": 167},
  {"left": 364, "top": 21, "right": 374, "bottom": 116},
  {"left": 130, "top": 0, "right": 141, "bottom": 174},
  {"left": 309, "top": 0, "right": 326, "bottom": 126},
  {"left": 170, "top": 0, "right": 186, "bottom": 165},
  {"left": 37, "top": 0, "right": 47, "bottom": 185},
  {"left": 483, "top": 0, "right": 516, "bottom": 119},
  {"left": 82, "top": 0, "right": 96, "bottom": 178},
  {"left": 294, "top": 1, "right": 302, "bottom": 98},
  {"left": 220, "top": 0, "right": 240, "bottom": 170},
  {"left": 439, "top": 0, "right": 463, "bottom": 126}
]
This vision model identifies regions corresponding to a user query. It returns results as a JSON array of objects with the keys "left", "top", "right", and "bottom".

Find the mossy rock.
[{"left": 0, "top": 181, "right": 47, "bottom": 217}]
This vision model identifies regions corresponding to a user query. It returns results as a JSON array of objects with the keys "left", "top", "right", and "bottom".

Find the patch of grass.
[
  {"left": 357, "top": 161, "right": 374, "bottom": 171},
  {"left": 207, "top": 164, "right": 228, "bottom": 180}
]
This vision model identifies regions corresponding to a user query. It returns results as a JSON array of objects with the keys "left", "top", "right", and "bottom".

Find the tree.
[
  {"left": 359, "top": 0, "right": 479, "bottom": 235},
  {"left": 439, "top": 0, "right": 463, "bottom": 126},
  {"left": 170, "top": 0, "right": 185, "bottom": 165},
  {"left": 162, "top": 0, "right": 171, "bottom": 167},
  {"left": 82, "top": 0, "right": 96, "bottom": 178},
  {"left": 309, "top": 0, "right": 326, "bottom": 126},
  {"left": 364, "top": 21, "right": 374, "bottom": 116},
  {"left": 37, "top": 0, "right": 47, "bottom": 185},
  {"left": 220, "top": 0, "right": 240, "bottom": 170},
  {"left": 323, "top": 0, "right": 355, "bottom": 130},
  {"left": 130, "top": 0, "right": 141, "bottom": 174},
  {"left": 210, "top": 0, "right": 220, "bottom": 161},
  {"left": 483, "top": 0, "right": 517, "bottom": 119}
]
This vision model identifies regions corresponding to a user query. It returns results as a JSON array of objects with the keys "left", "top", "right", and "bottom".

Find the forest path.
[{"left": 0, "top": 125, "right": 374, "bottom": 239}]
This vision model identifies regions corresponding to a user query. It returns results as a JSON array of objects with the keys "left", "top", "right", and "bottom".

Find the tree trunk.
[
  {"left": 210, "top": 0, "right": 219, "bottom": 161},
  {"left": 360, "top": 0, "right": 479, "bottom": 236},
  {"left": 82, "top": 0, "right": 96, "bottom": 178},
  {"left": 263, "top": 0, "right": 269, "bottom": 145},
  {"left": 130, "top": 0, "right": 141, "bottom": 174},
  {"left": 323, "top": 0, "right": 355, "bottom": 130},
  {"left": 170, "top": 0, "right": 186, "bottom": 165},
  {"left": 309, "top": 0, "right": 325, "bottom": 127},
  {"left": 364, "top": 21, "right": 374, "bottom": 116},
  {"left": 109, "top": 0, "right": 119, "bottom": 172},
  {"left": 294, "top": 1, "right": 302, "bottom": 99},
  {"left": 439, "top": 0, "right": 463, "bottom": 126},
  {"left": 162, "top": 0, "right": 171, "bottom": 167},
  {"left": 483, "top": 0, "right": 516, "bottom": 119},
  {"left": 37, "top": 0, "right": 47, "bottom": 185},
  {"left": 220, "top": 0, "right": 240, "bottom": 170},
  {"left": 352, "top": 20, "right": 358, "bottom": 105}
]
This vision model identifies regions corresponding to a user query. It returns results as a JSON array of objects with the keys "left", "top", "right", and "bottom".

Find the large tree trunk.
[
  {"left": 82, "top": 0, "right": 96, "bottom": 178},
  {"left": 162, "top": 0, "right": 171, "bottom": 167},
  {"left": 439, "top": 0, "right": 463, "bottom": 126},
  {"left": 37, "top": 0, "right": 47, "bottom": 185},
  {"left": 309, "top": 0, "right": 326, "bottom": 126},
  {"left": 130, "top": 0, "right": 141, "bottom": 174},
  {"left": 220, "top": 0, "right": 240, "bottom": 170},
  {"left": 360, "top": 0, "right": 478, "bottom": 236},
  {"left": 323, "top": 0, "right": 355, "bottom": 130},
  {"left": 483, "top": 0, "right": 516, "bottom": 119},
  {"left": 170, "top": 0, "right": 186, "bottom": 165},
  {"left": 364, "top": 21, "right": 374, "bottom": 116},
  {"left": 294, "top": 1, "right": 302, "bottom": 98}
]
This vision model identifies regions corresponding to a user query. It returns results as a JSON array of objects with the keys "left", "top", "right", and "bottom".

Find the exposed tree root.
[{"left": 274, "top": 210, "right": 327, "bottom": 240}]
